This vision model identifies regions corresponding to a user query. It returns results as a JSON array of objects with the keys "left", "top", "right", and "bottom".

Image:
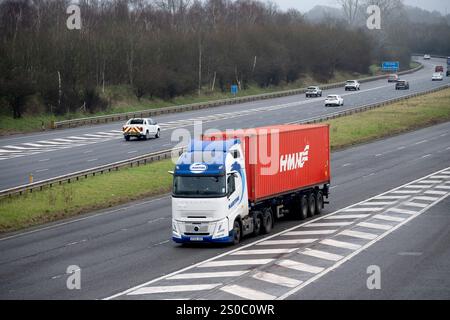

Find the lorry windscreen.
[{"left": 173, "top": 175, "right": 226, "bottom": 197}]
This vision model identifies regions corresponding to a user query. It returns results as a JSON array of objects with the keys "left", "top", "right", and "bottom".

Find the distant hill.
[{"left": 304, "top": 4, "right": 450, "bottom": 25}]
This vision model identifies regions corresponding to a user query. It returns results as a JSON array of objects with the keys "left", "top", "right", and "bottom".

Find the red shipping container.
[{"left": 203, "top": 124, "right": 330, "bottom": 203}]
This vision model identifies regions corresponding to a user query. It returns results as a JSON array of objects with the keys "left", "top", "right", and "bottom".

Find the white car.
[
  {"left": 325, "top": 95, "right": 344, "bottom": 107},
  {"left": 344, "top": 80, "right": 360, "bottom": 91},
  {"left": 432, "top": 72, "right": 444, "bottom": 81},
  {"left": 423, "top": 54, "right": 431, "bottom": 60},
  {"left": 305, "top": 86, "right": 322, "bottom": 97},
  {"left": 122, "top": 118, "right": 161, "bottom": 141}
]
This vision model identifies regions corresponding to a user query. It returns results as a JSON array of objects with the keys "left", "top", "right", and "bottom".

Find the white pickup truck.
[{"left": 122, "top": 118, "right": 161, "bottom": 141}]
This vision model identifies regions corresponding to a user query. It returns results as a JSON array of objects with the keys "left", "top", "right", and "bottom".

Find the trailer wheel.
[
  {"left": 307, "top": 193, "right": 316, "bottom": 217},
  {"left": 232, "top": 220, "right": 241, "bottom": 245},
  {"left": 262, "top": 209, "right": 273, "bottom": 234},
  {"left": 315, "top": 191, "right": 323, "bottom": 215},
  {"left": 299, "top": 195, "right": 308, "bottom": 220},
  {"left": 125, "top": 136, "right": 130, "bottom": 141},
  {"left": 253, "top": 212, "right": 262, "bottom": 236}
]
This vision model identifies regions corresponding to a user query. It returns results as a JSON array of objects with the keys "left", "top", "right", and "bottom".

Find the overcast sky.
[{"left": 273, "top": 0, "right": 450, "bottom": 14}]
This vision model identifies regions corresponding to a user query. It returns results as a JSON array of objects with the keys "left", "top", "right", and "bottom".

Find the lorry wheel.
[
  {"left": 315, "top": 191, "right": 323, "bottom": 215},
  {"left": 299, "top": 195, "right": 308, "bottom": 220},
  {"left": 252, "top": 212, "right": 262, "bottom": 236},
  {"left": 155, "top": 129, "right": 160, "bottom": 138},
  {"left": 125, "top": 136, "right": 130, "bottom": 141},
  {"left": 145, "top": 131, "right": 150, "bottom": 140},
  {"left": 232, "top": 220, "right": 241, "bottom": 245},
  {"left": 307, "top": 193, "right": 316, "bottom": 217},
  {"left": 262, "top": 209, "right": 273, "bottom": 234}
]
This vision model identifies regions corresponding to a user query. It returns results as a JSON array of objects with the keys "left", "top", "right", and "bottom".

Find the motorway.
[
  {"left": 0, "top": 56, "right": 449, "bottom": 190},
  {"left": 0, "top": 120, "right": 449, "bottom": 299}
]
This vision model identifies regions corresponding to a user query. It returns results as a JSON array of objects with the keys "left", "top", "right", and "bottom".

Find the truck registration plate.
[{"left": 190, "top": 237, "right": 203, "bottom": 241}]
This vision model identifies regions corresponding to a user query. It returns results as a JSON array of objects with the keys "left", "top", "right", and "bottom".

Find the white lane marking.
[
  {"left": 278, "top": 186, "right": 450, "bottom": 300},
  {"left": 387, "top": 207, "right": 417, "bottom": 215},
  {"left": 375, "top": 153, "right": 383, "bottom": 157},
  {"left": 425, "top": 190, "right": 447, "bottom": 195},
  {"left": 397, "top": 146, "right": 405, "bottom": 150},
  {"left": 167, "top": 271, "right": 248, "bottom": 280},
  {"left": 357, "top": 222, "right": 392, "bottom": 231},
  {"left": 320, "top": 239, "right": 361, "bottom": 250},
  {"left": 392, "top": 190, "right": 420, "bottom": 194},
  {"left": 284, "top": 230, "right": 337, "bottom": 236},
  {"left": 342, "top": 207, "right": 383, "bottom": 212},
  {"left": 404, "top": 185, "right": 432, "bottom": 189},
  {"left": 252, "top": 272, "right": 302, "bottom": 288},
  {"left": 220, "top": 285, "right": 276, "bottom": 300},
  {"left": 413, "top": 196, "right": 439, "bottom": 201},
  {"left": 256, "top": 239, "right": 316, "bottom": 246},
  {"left": 414, "top": 140, "right": 428, "bottom": 145},
  {"left": 128, "top": 283, "right": 222, "bottom": 295},
  {"left": 276, "top": 260, "right": 324, "bottom": 274},
  {"left": 3, "top": 145, "right": 38, "bottom": 150},
  {"left": 402, "top": 202, "right": 428, "bottom": 208},
  {"left": 127, "top": 150, "right": 138, "bottom": 154},
  {"left": 416, "top": 180, "right": 441, "bottom": 184},
  {"left": 359, "top": 201, "right": 395, "bottom": 206},
  {"left": 435, "top": 185, "right": 450, "bottom": 190},
  {"left": 87, "top": 158, "right": 98, "bottom": 162},
  {"left": 342, "top": 163, "right": 351, "bottom": 167},
  {"left": 363, "top": 173, "right": 375, "bottom": 178},
  {"left": 300, "top": 249, "right": 343, "bottom": 261},
  {"left": 230, "top": 248, "right": 298, "bottom": 255},
  {"left": 67, "top": 136, "right": 102, "bottom": 140},
  {"left": 431, "top": 175, "right": 450, "bottom": 179},
  {"left": 304, "top": 222, "right": 353, "bottom": 227},
  {"left": 0, "top": 148, "right": 23, "bottom": 153},
  {"left": 324, "top": 214, "right": 369, "bottom": 219},
  {"left": 198, "top": 259, "right": 273, "bottom": 268},
  {"left": 375, "top": 195, "right": 409, "bottom": 200},
  {"left": 339, "top": 229, "right": 377, "bottom": 240},
  {"left": 83, "top": 134, "right": 105, "bottom": 138},
  {"left": 373, "top": 214, "right": 405, "bottom": 222},
  {"left": 421, "top": 154, "right": 432, "bottom": 159},
  {"left": 36, "top": 168, "right": 49, "bottom": 173},
  {"left": 22, "top": 143, "right": 57, "bottom": 148}
]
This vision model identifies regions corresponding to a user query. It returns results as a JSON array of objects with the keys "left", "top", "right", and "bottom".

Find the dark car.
[
  {"left": 447, "top": 70, "right": 450, "bottom": 77},
  {"left": 395, "top": 80, "right": 409, "bottom": 90}
]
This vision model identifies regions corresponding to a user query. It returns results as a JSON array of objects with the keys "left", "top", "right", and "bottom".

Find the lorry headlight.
[
  {"left": 172, "top": 220, "right": 181, "bottom": 238},
  {"left": 212, "top": 218, "right": 229, "bottom": 239}
]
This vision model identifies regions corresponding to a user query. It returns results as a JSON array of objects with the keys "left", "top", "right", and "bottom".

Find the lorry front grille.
[{"left": 184, "top": 233, "right": 210, "bottom": 236}]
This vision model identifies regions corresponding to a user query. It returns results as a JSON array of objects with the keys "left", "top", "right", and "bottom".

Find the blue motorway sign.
[{"left": 382, "top": 61, "right": 399, "bottom": 71}]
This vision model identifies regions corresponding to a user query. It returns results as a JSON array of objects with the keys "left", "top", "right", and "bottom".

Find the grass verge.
[{"left": 1, "top": 87, "right": 450, "bottom": 233}]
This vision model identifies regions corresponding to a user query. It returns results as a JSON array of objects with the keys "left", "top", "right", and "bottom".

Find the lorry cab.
[{"left": 172, "top": 139, "right": 248, "bottom": 244}]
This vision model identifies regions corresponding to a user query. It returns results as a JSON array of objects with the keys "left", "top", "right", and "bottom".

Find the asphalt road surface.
[
  {"left": 0, "top": 56, "right": 449, "bottom": 190},
  {"left": 0, "top": 121, "right": 449, "bottom": 299}
]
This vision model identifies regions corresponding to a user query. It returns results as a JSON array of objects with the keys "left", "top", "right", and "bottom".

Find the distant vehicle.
[
  {"left": 325, "top": 95, "right": 344, "bottom": 107},
  {"left": 344, "top": 80, "right": 360, "bottom": 91},
  {"left": 432, "top": 72, "right": 444, "bottom": 81},
  {"left": 435, "top": 66, "right": 444, "bottom": 72},
  {"left": 305, "top": 86, "right": 322, "bottom": 97},
  {"left": 447, "top": 70, "right": 450, "bottom": 77},
  {"left": 423, "top": 54, "right": 431, "bottom": 60},
  {"left": 387, "top": 74, "right": 399, "bottom": 82},
  {"left": 122, "top": 118, "right": 160, "bottom": 141},
  {"left": 447, "top": 56, "right": 450, "bottom": 65},
  {"left": 395, "top": 80, "right": 409, "bottom": 90}
]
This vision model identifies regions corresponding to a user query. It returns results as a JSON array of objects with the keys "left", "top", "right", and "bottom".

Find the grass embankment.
[
  {"left": 1, "top": 87, "right": 449, "bottom": 233},
  {"left": 0, "top": 70, "right": 371, "bottom": 136}
]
